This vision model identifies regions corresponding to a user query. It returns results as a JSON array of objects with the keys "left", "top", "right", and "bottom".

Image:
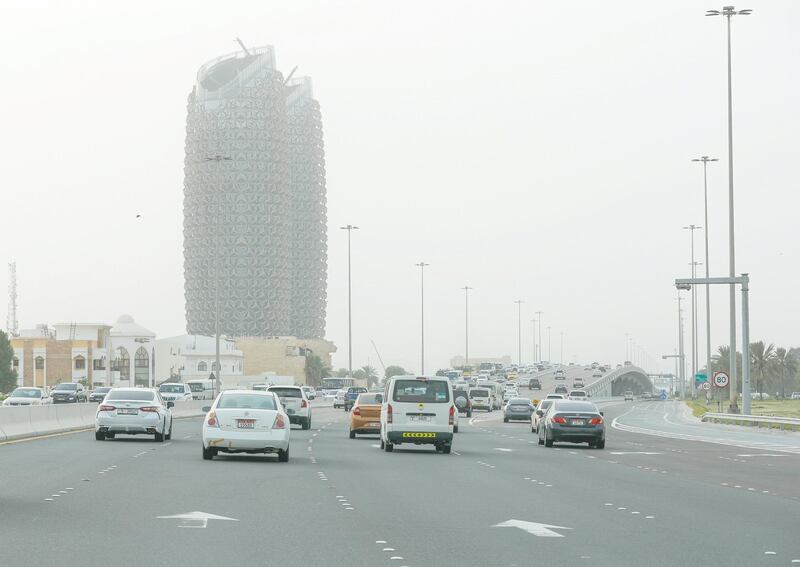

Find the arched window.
[
  {"left": 35, "top": 356, "right": 44, "bottom": 370},
  {"left": 197, "top": 361, "right": 208, "bottom": 372},
  {"left": 74, "top": 355, "right": 86, "bottom": 370},
  {"left": 113, "top": 347, "right": 130, "bottom": 381},
  {"left": 134, "top": 347, "right": 149, "bottom": 387}
]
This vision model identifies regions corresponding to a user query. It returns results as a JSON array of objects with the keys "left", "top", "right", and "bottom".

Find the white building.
[
  {"left": 153, "top": 334, "right": 243, "bottom": 384},
  {"left": 108, "top": 315, "right": 157, "bottom": 387}
]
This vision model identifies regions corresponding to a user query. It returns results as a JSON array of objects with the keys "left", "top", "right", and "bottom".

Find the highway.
[{"left": 2, "top": 380, "right": 799, "bottom": 567}]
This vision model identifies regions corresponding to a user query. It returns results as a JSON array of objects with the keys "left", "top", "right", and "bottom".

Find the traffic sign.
[
  {"left": 694, "top": 373, "right": 707, "bottom": 385},
  {"left": 660, "top": 391, "right": 667, "bottom": 400},
  {"left": 701, "top": 381, "right": 711, "bottom": 391},
  {"left": 712, "top": 371, "right": 730, "bottom": 388}
]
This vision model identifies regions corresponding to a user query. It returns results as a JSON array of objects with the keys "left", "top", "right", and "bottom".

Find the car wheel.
[
  {"left": 349, "top": 430, "right": 356, "bottom": 439},
  {"left": 384, "top": 441, "right": 394, "bottom": 452},
  {"left": 155, "top": 429, "right": 165, "bottom": 442},
  {"left": 544, "top": 429, "right": 554, "bottom": 448},
  {"left": 538, "top": 433, "right": 544, "bottom": 445},
  {"left": 278, "top": 447, "right": 290, "bottom": 462},
  {"left": 453, "top": 425, "right": 459, "bottom": 433},
  {"left": 95, "top": 431, "right": 105, "bottom": 441},
  {"left": 165, "top": 422, "right": 172, "bottom": 440},
  {"left": 302, "top": 418, "right": 310, "bottom": 430},
  {"left": 596, "top": 439, "right": 605, "bottom": 449},
  {"left": 466, "top": 410, "right": 472, "bottom": 418},
  {"left": 202, "top": 446, "right": 216, "bottom": 460},
  {"left": 588, "top": 441, "right": 597, "bottom": 448},
  {"left": 442, "top": 444, "right": 452, "bottom": 454},
  {"left": 503, "top": 417, "right": 509, "bottom": 423}
]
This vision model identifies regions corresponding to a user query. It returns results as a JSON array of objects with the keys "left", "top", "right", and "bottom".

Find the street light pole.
[
  {"left": 461, "top": 286, "right": 472, "bottom": 369},
  {"left": 340, "top": 225, "right": 359, "bottom": 378},
  {"left": 416, "top": 262, "right": 429, "bottom": 374},
  {"left": 692, "top": 156, "right": 718, "bottom": 382},
  {"left": 547, "top": 326, "right": 551, "bottom": 363},
  {"left": 706, "top": 5, "right": 751, "bottom": 412},
  {"left": 205, "top": 154, "right": 231, "bottom": 398},
  {"left": 676, "top": 296, "right": 686, "bottom": 397},
  {"left": 560, "top": 332, "right": 565, "bottom": 366},
  {"left": 530, "top": 319, "right": 537, "bottom": 366},
  {"left": 534, "top": 311, "right": 543, "bottom": 363},
  {"left": 683, "top": 224, "right": 702, "bottom": 385},
  {"left": 513, "top": 300, "right": 524, "bottom": 366}
]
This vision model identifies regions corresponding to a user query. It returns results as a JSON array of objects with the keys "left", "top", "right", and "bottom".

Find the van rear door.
[{"left": 390, "top": 378, "right": 451, "bottom": 431}]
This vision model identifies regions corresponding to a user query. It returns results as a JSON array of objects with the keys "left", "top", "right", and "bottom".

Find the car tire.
[
  {"left": 538, "top": 434, "right": 544, "bottom": 445},
  {"left": 278, "top": 447, "right": 290, "bottom": 462},
  {"left": 453, "top": 425, "right": 459, "bottom": 433},
  {"left": 302, "top": 418, "right": 310, "bottom": 430},
  {"left": 503, "top": 417, "right": 509, "bottom": 423},
  {"left": 442, "top": 444, "right": 452, "bottom": 454},
  {"left": 349, "top": 430, "right": 356, "bottom": 439},
  {"left": 384, "top": 441, "right": 394, "bottom": 452},
  {"left": 588, "top": 441, "right": 597, "bottom": 448},
  {"left": 95, "top": 431, "right": 105, "bottom": 441},
  {"left": 155, "top": 430, "right": 165, "bottom": 442},
  {"left": 544, "top": 429, "right": 554, "bottom": 448},
  {"left": 202, "top": 446, "right": 216, "bottom": 460},
  {"left": 466, "top": 410, "right": 472, "bottom": 418},
  {"left": 165, "top": 422, "right": 172, "bottom": 440},
  {"left": 596, "top": 440, "right": 605, "bottom": 449}
]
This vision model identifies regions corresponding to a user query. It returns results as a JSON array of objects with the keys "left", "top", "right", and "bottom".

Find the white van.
[
  {"left": 469, "top": 387, "right": 493, "bottom": 412},
  {"left": 478, "top": 381, "right": 504, "bottom": 409},
  {"left": 186, "top": 379, "right": 216, "bottom": 400},
  {"left": 158, "top": 382, "right": 193, "bottom": 403},
  {"left": 380, "top": 375, "right": 455, "bottom": 454}
]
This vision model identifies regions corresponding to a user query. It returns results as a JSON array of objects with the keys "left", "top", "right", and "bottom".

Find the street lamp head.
[{"left": 676, "top": 282, "right": 692, "bottom": 291}]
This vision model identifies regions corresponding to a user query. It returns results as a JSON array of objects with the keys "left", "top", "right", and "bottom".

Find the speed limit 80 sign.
[{"left": 712, "top": 371, "right": 730, "bottom": 388}]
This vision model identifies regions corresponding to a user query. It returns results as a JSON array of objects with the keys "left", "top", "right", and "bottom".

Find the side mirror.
[
  {"left": 202, "top": 406, "right": 211, "bottom": 412},
  {"left": 167, "top": 401, "right": 175, "bottom": 409},
  {"left": 599, "top": 411, "right": 604, "bottom": 416}
]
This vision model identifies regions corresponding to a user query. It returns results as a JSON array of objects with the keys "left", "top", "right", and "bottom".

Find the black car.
[
  {"left": 528, "top": 378, "right": 542, "bottom": 390},
  {"left": 538, "top": 400, "right": 605, "bottom": 449},
  {"left": 554, "top": 384, "right": 568, "bottom": 395},
  {"left": 88, "top": 387, "right": 112, "bottom": 403},
  {"left": 453, "top": 388, "right": 472, "bottom": 417},
  {"left": 51, "top": 382, "right": 87, "bottom": 404}
]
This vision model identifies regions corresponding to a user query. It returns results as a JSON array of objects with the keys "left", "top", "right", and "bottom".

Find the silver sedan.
[
  {"left": 503, "top": 398, "right": 535, "bottom": 423},
  {"left": 95, "top": 388, "right": 174, "bottom": 442}
]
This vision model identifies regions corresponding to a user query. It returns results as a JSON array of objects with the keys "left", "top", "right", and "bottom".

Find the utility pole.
[
  {"left": 461, "top": 286, "right": 472, "bottom": 369},
  {"left": 340, "top": 225, "right": 359, "bottom": 378},
  {"left": 534, "top": 311, "right": 543, "bottom": 363},
  {"left": 684, "top": 224, "right": 702, "bottom": 386},
  {"left": 513, "top": 300, "right": 524, "bottom": 366},
  {"left": 547, "top": 326, "right": 551, "bottom": 363},
  {"left": 416, "top": 263, "right": 430, "bottom": 374}
]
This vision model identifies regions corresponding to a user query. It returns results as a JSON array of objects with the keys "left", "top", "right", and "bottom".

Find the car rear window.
[
  {"left": 357, "top": 393, "right": 383, "bottom": 404},
  {"left": 509, "top": 398, "right": 530, "bottom": 405},
  {"left": 470, "top": 389, "right": 489, "bottom": 398},
  {"left": 393, "top": 379, "right": 449, "bottom": 403},
  {"left": 217, "top": 393, "right": 277, "bottom": 410},
  {"left": 269, "top": 387, "right": 302, "bottom": 398},
  {"left": 105, "top": 390, "right": 155, "bottom": 401},
  {"left": 570, "top": 391, "right": 587, "bottom": 396},
  {"left": 554, "top": 401, "right": 597, "bottom": 412}
]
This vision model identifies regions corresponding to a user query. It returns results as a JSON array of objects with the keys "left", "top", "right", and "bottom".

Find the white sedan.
[
  {"left": 3, "top": 387, "right": 50, "bottom": 406},
  {"left": 95, "top": 388, "right": 173, "bottom": 441},
  {"left": 202, "top": 390, "right": 290, "bottom": 462}
]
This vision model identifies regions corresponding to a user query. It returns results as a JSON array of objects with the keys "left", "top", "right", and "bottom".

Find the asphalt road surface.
[{"left": 1, "top": 388, "right": 798, "bottom": 567}]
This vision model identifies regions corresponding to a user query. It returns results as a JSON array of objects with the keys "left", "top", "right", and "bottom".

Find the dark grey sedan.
[
  {"left": 538, "top": 400, "right": 605, "bottom": 449},
  {"left": 503, "top": 398, "right": 534, "bottom": 423}
]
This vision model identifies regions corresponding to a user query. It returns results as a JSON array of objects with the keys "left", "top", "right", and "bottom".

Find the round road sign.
[
  {"left": 701, "top": 381, "right": 711, "bottom": 391},
  {"left": 712, "top": 371, "right": 730, "bottom": 388}
]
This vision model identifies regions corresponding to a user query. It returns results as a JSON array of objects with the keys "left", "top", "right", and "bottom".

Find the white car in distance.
[
  {"left": 202, "top": 390, "right": 290, "bottom": 462},
  {"left": 158, "top": 382, "right": 193, "bottom": 403},
  {"left": 95, "top": 388, "right": 173, "bottom": 442},
  {"left": 268, "top": 385, "right": 312, "bottom": 430},
  {"left": 2, "top": 387, "right": 50, "bottom": 406}
]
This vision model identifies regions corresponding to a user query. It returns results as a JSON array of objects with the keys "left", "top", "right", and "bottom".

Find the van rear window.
[{"left": 393, "top": 380, "right": 449, "bottom": 403}]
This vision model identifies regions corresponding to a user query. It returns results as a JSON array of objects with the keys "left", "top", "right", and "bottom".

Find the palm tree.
[
  {"left": 750, "top": 341, "right": 775, "bottom": 400},
  {"left": 304, "top": 353, "right": 332, "bottom": 388},
  {"left": 772, "top": 348, "right": 797, "bottom": 399},
  {"left": 360, "top": 365, "right": 379, "bottom": 389}
]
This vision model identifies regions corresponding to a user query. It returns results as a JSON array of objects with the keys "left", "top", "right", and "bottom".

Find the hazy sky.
[{"left": 1, "top": 1, "right": 797, "bottom": 375}]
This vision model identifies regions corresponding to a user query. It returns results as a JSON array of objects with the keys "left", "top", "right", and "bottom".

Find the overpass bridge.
[{"left": 585, "top": 364, "right": 654, "bottom": 398}]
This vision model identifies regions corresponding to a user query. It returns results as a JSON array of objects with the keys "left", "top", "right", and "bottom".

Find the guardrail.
[{"left": 701, "top": 412, "right": 800, "bottom": 431}]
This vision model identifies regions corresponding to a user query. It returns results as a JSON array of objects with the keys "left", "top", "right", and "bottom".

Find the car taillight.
[
  {"left": 206, "top": 411, "right": 218, "bottom": 427},
  {"left": 552, "top": 416, "right": 567, "bottom": 424},
  {"left": 449, "top": 405, "right": 455, "bottom": 425},
  {"left": 98, "top": 404, "right": 115, "bottom": 412},
  {"left": 273, "top": 414, "right": 286, "bottom": 429},
  {"left": 140, "top": 406, "right": 159, "bottom": 413},
  {"left": 301, "top": 399, "right": 308, "bottom": 408},
  {"left": 352, "top": 407, "right": 361, "bottom": 416},
  {"left": 590, "top": 417, "right": 604, "bottom": 425},
  {"left": 386, "top": 404, "right": 393, "bottom": 424}
]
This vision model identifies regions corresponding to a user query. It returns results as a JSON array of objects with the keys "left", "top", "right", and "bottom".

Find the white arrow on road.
[
  {"left": 493, "top": 519, "right": 572, "bottom": 537},
  {"left": 494, "top": 448, "right": 513, "bottom": 452},
  {"left": 157, "top": 511, "right": 239, "bottom": 529}
]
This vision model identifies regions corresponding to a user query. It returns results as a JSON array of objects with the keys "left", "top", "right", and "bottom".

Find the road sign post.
[{"left": 712, "top": 371, "right": 730, "bottom": 389}]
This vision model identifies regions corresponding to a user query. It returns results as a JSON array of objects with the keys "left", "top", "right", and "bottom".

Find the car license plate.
[
  {"left": 409, "top": 415, "right": 431, "bottom": 423},
  {"left": 571, "top": 419, "right": 585, "bottom": 425},
  {"left": 237, "top": 419, "right": 255, "bottom": 429},
  {"left": 368, "top": 422, "right": 380, "bottom": 428},
  {"left": 117, "top": 408, "right": 137, "bottom": 415}
]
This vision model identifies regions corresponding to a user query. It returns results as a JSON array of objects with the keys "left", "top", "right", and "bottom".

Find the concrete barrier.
[
  {"left": 29, "top": 404, "right": 63, "bottom": 436},
  {"left": 171, "top": 400, "right": 207, "bottom": 419},
  {"left": 54, "top": 404, "right": 92, "bottom": 433},
  {"left": 0, "top": 406, "right": 35, "bottom": 441}
]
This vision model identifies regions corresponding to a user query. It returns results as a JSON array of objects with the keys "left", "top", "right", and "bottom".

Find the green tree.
[
  {"left": 0, "top": 330, "right": 18, "bottom": 394},
  {"left": 711, "top": 345, "right": 742, "bottom": 390},
  {"left": 772, "top": 347, "right": 797, "bottom": 398},
  {"left": 354, "top": 365, "right": 379, "bottom": 389},
  {"left": 750, "top": 341, "right": 775, "bottom": 400},
  {"left": 304, "top": 353, "right": 331, "bottom": 388},
  {"left": 384, "top": 365, "right": 409, "bottom": 382},
  {"left": 334, "top": 368, "right": 349, "bottom": 378}
]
